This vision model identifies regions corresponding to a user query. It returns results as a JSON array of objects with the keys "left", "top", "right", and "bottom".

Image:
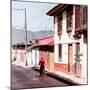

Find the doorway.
[{"left": 68, "top": 44, "right": 73, "bottom": 73}]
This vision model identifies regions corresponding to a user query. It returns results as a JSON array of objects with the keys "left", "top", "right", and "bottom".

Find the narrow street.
[{"left": 11, "top": 64, "right": 70, "bottom": 90}]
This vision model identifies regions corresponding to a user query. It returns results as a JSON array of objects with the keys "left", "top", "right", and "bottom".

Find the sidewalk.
[
  {"left": 54, "top": 71, "right": 87, "bottom": 85},
  {"left": 32, "top": 66, "right": 87, "bottom": 85}
]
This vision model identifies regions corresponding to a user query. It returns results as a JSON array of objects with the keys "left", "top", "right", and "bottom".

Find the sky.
[{"left": 12, "top": 1, "right": 58, "bottom": 32}]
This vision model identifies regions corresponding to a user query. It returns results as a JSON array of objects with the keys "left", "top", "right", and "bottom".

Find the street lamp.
[{"left": 13, "top": 8, "right": 28, "bottom": 66}]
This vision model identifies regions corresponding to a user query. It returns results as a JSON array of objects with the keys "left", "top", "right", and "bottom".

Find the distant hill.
[{"left": 12, "top": 27, "right": 54, "bottom": 45}]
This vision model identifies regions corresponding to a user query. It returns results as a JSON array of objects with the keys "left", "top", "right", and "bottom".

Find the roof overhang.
[{"left": 47, "top": 4, "right": 68, "bottom": 16}]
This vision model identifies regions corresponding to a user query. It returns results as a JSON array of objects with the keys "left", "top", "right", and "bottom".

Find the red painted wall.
[{"left": 54, "top": 63, "right": 82, "bottom": 75}]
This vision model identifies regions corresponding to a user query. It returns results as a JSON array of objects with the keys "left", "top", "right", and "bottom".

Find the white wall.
[
  {"left": 54, "top": 16, "right": 59, "bottom": 63},
  {"left": 27, "top": 51, "right": 32, "bottom": 66},
  {"left": 36, "top": 49, "right": 39, "bottom": 65},
  {"left": 61, "top": 11, "right": 68, "bottom": 64},
  {"left": 80, "top": 35, "right": 87, "bottom": 83},
  {"left": 54, "top": 11, "right": 69, "bottom": 64},
  {"left": 31, "top": 49, "right": 39, "bottom": 66},
  {"left": 15, "top": 49, "right": 26, "bottom": 66},
  {"left": 32, "top": 49, "right": 36, "bottom": 65}
]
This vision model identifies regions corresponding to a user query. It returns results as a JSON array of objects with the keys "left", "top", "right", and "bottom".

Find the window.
[
  {"left": 59, "top": 45, "right": 62, "bottom": 61},
  {"left": 57, "top": 14, "right": 62, "bottom": 33},
  {"left": 66, "top": 6, "right": 73, "bottom": 32},
  {"left": 75, "top": 5, "right": 81, "bottom": 29},
  {"left": 82, "top": 6, "right": 87, "bottom": 26},
  {"left": 75, "top": 5, "right": 87, "bottom": 30}
]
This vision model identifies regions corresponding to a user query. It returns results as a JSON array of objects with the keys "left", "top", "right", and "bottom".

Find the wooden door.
[
  {"left": 49, "top": 52, "right": 54, "bottom": 72},
  {"left": 68, "top": 44, "right": 73, "bottom": 73},
  {"left": 47, "top": 51, "right": 50, "bottom": 70}
]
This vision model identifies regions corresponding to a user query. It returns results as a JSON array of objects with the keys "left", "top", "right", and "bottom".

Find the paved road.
[{"left": 11, "top": 64, "right": 69, "bottom": 90}]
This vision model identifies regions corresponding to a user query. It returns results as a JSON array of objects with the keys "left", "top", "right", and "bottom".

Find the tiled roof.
[{"left": 27, "top": 36, "right": 54, "bottom": 50}]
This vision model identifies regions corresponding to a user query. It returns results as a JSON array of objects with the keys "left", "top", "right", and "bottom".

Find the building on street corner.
[{"left": 47, "top": 4, "right": 88, "bottom": 84}]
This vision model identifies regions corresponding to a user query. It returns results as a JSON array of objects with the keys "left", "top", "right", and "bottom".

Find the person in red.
[{"left": 38, "top": 57, "right": 45, "bottom": 77}]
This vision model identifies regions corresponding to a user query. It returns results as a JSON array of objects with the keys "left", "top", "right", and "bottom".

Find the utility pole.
[{"left": 25, "top": 8, "right": 28, "bottom": 66}]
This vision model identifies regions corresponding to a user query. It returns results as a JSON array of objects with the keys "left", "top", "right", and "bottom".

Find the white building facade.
[{"left": 47, "top": 4, "right": 87, "bottom": 84}]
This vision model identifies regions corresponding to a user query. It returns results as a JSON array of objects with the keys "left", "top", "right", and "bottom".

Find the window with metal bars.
[{"left": 59, "top": 44, "right": 62, "bottom": 61}]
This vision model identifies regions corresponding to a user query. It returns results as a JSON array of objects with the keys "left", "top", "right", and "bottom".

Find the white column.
[
  {"left": 54, "top": 16, "right": 58, "bottom": 35},
  {"left": 37, "top": 49, "right": 39, "bottom": 65},
  {"left": 71, "top": 5, "right": 75, "bottom": 37},
  {"left": 61, "top": 11, "right": 69, "bottom": 43},
  {"left": 81, "top": 35, "right": 87, "bottom": 84},
  {"left": 61, "top": 11, "right": 68, "bottom": 64},
  {"left": 32, "top": 49, "right": 35, "bottom": 65},
  {"left": 72, "top": 5, "right": 76, "bottom": 64},
  {"left": 54, "top": 44, "right": 59, "bottom": 62},
  {"left": 62, "top": 44, "right": 68, "bottom": 64},
  {"left": 54, "top": 16, "right": 59, "bottom": 62}
]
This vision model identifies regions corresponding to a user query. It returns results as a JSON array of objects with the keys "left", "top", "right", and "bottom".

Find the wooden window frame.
[
  {"left": 75, "top": 5, "right": 87, "bottom": 31},
  {"left": 66, "top": 6, "right": 73, "bottom": 32},
  {"left": 57, "top": 14, "right": 62, "bottom": 34}
]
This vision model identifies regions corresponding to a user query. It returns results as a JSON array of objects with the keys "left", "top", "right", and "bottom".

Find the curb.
[
  {"left": 32, "top": 67, "right": 79, "bottom": 85},
  {"left": 46, "top": 72, "right": 79, "bottom": 85}
]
